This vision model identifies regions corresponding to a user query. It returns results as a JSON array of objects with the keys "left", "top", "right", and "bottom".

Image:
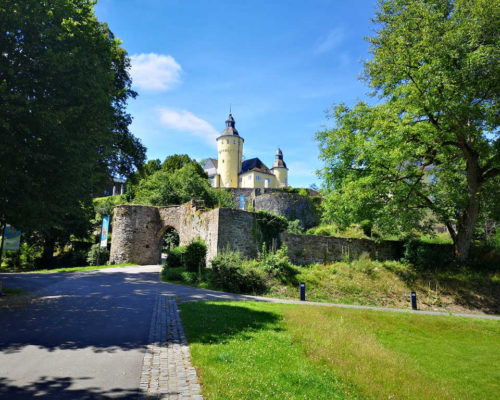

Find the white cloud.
[
  {"left": 130, "top": 53, "right": 182, "bottom": 91},
  {"left": 314, "top": 28, "right": 345, "bottom": 54},
  {"left": 158, "top": 108, "right": 219, "bottom": 146}
]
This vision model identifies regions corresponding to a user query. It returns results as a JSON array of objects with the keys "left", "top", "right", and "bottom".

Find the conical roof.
[
  {"left": 273, "top": 148, "right": 287, "bottom": 169},
  {"left": 219, "top": 113, "right": 240, "bottom": 137}
]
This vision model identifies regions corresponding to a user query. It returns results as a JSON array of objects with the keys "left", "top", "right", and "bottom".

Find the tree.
[
  {"left": 316, "top": 0, "right": 499, "bottom": 259},
  {"left": 0, "top": 0, "right": 145, "bottom": 261},
  {"left": 133, "top": 162, "right": 234, "bottom": 208}
]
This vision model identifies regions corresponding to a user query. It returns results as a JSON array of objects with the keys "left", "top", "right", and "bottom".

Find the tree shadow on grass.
[
  {"left": 179, "top": 302, "right": 282, "bottom": 344},
  {"left": 0, "top": 376, "right": 142, "bottom": 400}
]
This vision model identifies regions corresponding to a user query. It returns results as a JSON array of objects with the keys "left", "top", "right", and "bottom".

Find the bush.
[
  {"left": 287, "top": 219, "right": 304, "bottom": 234},
  {"left": 184, "top": 239, "right": 207, "bottom": 273},
  {"left": 163, "top": 266, "right": 184, "bottom": 281},
  {"left": 86, "top": 243, "right": 110, "bottom": 266},
  {"left": 165, "top": 246, "right": 186, "bottom": 268},
  {"left": 402, "top": 240, "right": 454, "bottom": 270},
  {"left": 259, "top": 245, "right": 298, "bottom": 283},
  {"left": 254, "top": 210, "right": 289, "bottom": 250},
  {"left": 211, "top": 251, "right": 267, "bottom": 294}
]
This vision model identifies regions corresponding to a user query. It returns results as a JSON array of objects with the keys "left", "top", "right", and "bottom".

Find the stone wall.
[
  {"left": 281, "top": 232, "right": 404, "bottom": 265},
  {"left": 110, "top": 201, "right": 404, "bottom": 267},
  {"left": 254, "top": 193, "right": 320, "bottom": 228},
  {"left": 110, "top": 202, "right": 220, "bottom": 265},
  {"left": 217, "top": 209, "right": 260, "bottom": 259},
  {"left": 109, "top": 205, "right": 164, "bottom": 265}
]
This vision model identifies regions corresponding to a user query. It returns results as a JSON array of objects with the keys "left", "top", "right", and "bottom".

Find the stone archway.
[{"left": 109, "top": 205, "right": 183, "bottom": 265}]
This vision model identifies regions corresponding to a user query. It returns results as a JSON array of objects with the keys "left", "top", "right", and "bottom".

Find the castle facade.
[{"left": 203, "top": 114, "right": 289, "bottom": 189}]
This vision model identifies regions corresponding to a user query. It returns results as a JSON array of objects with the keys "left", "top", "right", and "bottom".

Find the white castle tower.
[{"left": 216, "top": 113, "right": 243, "bottom": 188}]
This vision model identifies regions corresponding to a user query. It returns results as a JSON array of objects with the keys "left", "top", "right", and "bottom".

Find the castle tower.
[
  {"left": 216, "top": 113, "right": 244, "bottom": 188},
  {"left": 272, "top": 148, "right": 288, "bottom": 187}
]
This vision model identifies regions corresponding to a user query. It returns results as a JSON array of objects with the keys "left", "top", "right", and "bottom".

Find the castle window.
[
  {"left": 248, "top": 175, "right": 252, "bottom": 181},
  {"left": 239, "top": 178, "right": 242, "bottom": 183},
  {"left": 233, "top": 140, "right": 236, "bottom": 144},
  {"left": 256, "top": 176, "right": 262, "bottom": 181},
  {"left": 227, "top": 140, "right": 229, "bottom": 144}
]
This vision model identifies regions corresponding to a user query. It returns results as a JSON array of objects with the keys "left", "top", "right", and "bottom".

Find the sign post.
[{"left": 96, "top": 216, "right": 110, "bottom": 266}]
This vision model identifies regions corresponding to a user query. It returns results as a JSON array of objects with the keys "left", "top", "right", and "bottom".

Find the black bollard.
[
  {"left": 300, "top": 282, "right": 306, "bottom": 301},
  {"left": 411, "top": 291, "right": 417, "bottom": 310}
]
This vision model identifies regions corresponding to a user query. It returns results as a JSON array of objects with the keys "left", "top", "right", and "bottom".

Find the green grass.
[
  {"left": 1, "top": 263, "right": 135, "bottom": 274},
  {"left": 180, "top": 301, "right": 500, "bottom": 400},
  {"left": 1, "top": 288, "right": 29, "bottom": 296}
]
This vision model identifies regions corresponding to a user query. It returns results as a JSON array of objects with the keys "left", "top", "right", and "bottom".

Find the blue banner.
[
  {"left": 3, "top": 224, "right": 21, "bottom": 251},
  {"left": 239, "top": 195, "right": 245, "bottom": 210},
  {"left": 100, "top": 216, "right": 110, "bottom": 248}
]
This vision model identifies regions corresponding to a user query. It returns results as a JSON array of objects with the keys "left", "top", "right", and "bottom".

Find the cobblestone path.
[{"left": 141, "top": 294, "right": 203, "bottom": 400}]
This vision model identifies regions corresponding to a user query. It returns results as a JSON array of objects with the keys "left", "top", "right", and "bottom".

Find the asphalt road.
[{"left": 0, "top": 266, "right": 162, "bottom": 399}]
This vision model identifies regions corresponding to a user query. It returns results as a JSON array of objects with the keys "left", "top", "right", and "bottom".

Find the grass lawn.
[
  {"left": 1, "top": 288, "right": 29, "bottom": 296},
  {"left": 0, "top": 263, "right": 135, "bottom": 274},
  {"left": 179, "top": 301, "right": 500, "bottom": 400}
]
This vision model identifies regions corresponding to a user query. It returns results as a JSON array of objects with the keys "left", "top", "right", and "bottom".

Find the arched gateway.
[{"left": 109, "top": 200, "right": 260, "bottom": 265}]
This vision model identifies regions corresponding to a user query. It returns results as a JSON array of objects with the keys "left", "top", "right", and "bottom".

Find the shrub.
[
  {"left": 259, "top": 245, "right": 297, "bottom": 283},
  {"left": 287, "top": 219, "right": 304, "bottom": 234},
  {"left": 86, "top": 243, "right": 110, "bottom": 266},
  {"left": 211, "top": 251, "right": 267, "bottom": 294},
  {"left": 181, "top": 271, "right": 199, "bottom": 284},
  {"left": 165, "top": 246, "right": 186, "bottom": 269},
  {"left": 402, "top": 240, "right": 454, "bottom": 270},
  {"left": 163, "top": 266, "right": 184, "bottom": 281},
  {"left": 254, "top": 210, "right": 289, "bottom": 250},
  {"left": 184, "top": 239, "right": 207, "bottom": 273}
]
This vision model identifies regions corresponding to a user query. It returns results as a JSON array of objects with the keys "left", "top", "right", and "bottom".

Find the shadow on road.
[
  {"left": 0, "top": 271, "right": 159, "bottom": 354},
  {"left": 0, "top": 377, "right": 142, "bottom": 400}
]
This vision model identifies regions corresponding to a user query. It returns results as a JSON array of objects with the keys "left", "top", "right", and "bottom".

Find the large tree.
[
  {"left": 317, "top": 0, "right": 499, "bottom": 259},
  {"left": 0, "top": 0, "right": 145, "bottom": 254}
]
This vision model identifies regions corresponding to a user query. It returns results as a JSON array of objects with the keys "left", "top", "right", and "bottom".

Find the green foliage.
[
  {"left": 86, "top": 243, "right": 109, "bottom": 266},
  {"left": 0, "top": 0, "right": 145, "bottom": 235},
  {"left": 132, "top": 162, "right": 233, "bottom": 208},
  {"left": 162, "top": 228, "right": 180, "bottom": 252},
  {"left": 93, "top": 195, "right": 127, "bottom": 220},
  {"left": 165, "top": 246, "right": 186, "bottom": 269},
  {"left": 210, "top": 251, "right": 267, "bottom": 294},
  {"left": 258, "top": 244, "right": 298, "bottom": 284},
  {"left": 287, "top": 219, "right": 304, "bottom": 234},
  {"left": 1, "top": 241, "right": 42, "bottom": 270},
  {"left": 316, "top": 0, "right": 500, "bottom": 260},
  {"left": 183, "top": 239, "right": 207, "bottom": 273},
  {"left": 254, "top": 210, "right": 289, "bottom": 250},
  {"left": 162, "top": 266, "right": 184, "bottom": 281}
]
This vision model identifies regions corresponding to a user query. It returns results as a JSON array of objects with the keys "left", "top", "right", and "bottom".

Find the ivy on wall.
[{"left": 253, "top": 210, "right": 288, "bottom": 250}]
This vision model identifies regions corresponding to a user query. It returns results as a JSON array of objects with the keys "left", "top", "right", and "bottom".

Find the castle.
[{"left": 203, "top": 113, "right": 289, "bottom": 189}]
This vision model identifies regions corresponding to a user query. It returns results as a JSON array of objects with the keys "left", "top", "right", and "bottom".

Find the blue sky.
[{"left": 95, "top": 0, "right": 378, "bottom": 188}]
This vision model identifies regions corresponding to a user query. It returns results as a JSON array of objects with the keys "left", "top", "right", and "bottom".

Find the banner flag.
[
  {"left": 100, "top": 216, "right": 110, "bottom": 248},
  {"left": 3, "top": 225, "right": 21, "bottom": 251}
]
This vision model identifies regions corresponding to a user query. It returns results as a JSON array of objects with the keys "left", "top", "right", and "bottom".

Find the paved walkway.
[{"left": 140, "top": 294, "right": 202, "bottom": 400}]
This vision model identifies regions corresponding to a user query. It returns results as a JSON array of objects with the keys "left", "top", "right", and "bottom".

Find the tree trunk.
[
  {"left": 455, "top": 197, "right": 480, "bottom": 260},
  {"left": 454, "top": 145, "right": 482, "bottom": 260},
  {"left": 39, "top": 237, "right": 56, "bottom": 268}
]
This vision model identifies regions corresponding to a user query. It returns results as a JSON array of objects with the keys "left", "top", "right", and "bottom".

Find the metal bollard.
[
  {"left": 300, "top": 282, "right": 306, "bottom": 301},
  {"left": 411, "top": 291, "right": 417, "bottom": 310}
]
